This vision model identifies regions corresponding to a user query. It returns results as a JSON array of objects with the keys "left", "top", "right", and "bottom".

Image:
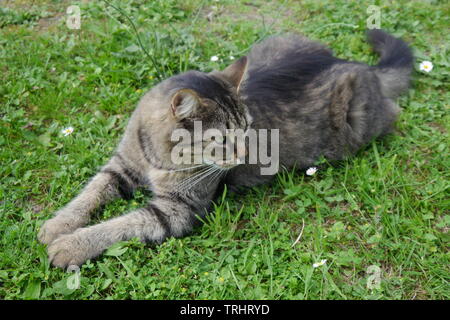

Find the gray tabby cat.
[{"left": 38, "top": 29, "right": 413, "bottom": 268}]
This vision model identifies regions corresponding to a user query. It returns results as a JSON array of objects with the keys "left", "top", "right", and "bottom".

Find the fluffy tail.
[{"left": 367, "top": 29, "right": 414, "bottom": 99}]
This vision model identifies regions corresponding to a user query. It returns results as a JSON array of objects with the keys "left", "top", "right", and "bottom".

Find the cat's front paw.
[
  {"left": 38, "top": 213, "right": 87, "bottom": 245},
  {"left": 47, "top": 232, "right": 93, "bottom": 269},
  {"left": 38, "top": 217, "right": 71, "bottom": 245}
]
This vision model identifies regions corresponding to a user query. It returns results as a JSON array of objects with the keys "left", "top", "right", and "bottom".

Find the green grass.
[{"left": 0, "top": 0, "right": 449, "bottom": 299}]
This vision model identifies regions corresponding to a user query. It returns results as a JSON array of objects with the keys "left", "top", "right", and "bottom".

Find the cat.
[{"left": 38, "top": 29, "right": 413, "bottom": 268}]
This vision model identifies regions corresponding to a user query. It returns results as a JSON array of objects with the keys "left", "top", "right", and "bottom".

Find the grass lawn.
[{"left": 0, "top": 0, "right": 448, "bottom": 299}]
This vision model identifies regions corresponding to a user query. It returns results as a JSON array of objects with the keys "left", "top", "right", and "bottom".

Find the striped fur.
[{"left": 38, "top": 30, "right": 413, "bottom": 268}]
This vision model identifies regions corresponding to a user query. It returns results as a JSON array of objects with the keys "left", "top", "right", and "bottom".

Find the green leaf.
[
  {"left": 52, "top": 278, "right": 76, "bottom": 296},
  {"left": 423, "top": 233, "right": 437, "bottom": 241},
  {"left": 38, "top": 132, "right": 51, "bottom": 147},
  {"left": 422, "top": 213, "right": 434, "bottom": 220},
  {"left": 367, "top": 233, "right": 382, "bottom": 244},
  {"left": 105, "top": 242, "right": 128, "bottom": 257},
  {"left": 24, "top": 279, "right": 41, "bottom": 299},
  {"left": 100, "top": 278, "right": 113, "bottom": 291},
  {"left": 125, "top": 44, "right": 140, "bottom": 53}
]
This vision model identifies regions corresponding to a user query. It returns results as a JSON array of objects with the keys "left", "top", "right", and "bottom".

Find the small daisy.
[
  {"left": 210, "top": 55, "right": 219, "bottom": 62},
  {"left": 313, "top": 259, "right": 327, "bottom": 268},
  {"left": 61, "top": 127, "right": 74, "bottom": 136},
  {"left": 419, "top": 61, "right": 433, "bottom": 73},
  {"left": 306, "top": 167, "right": 318, "bottom": 176}
]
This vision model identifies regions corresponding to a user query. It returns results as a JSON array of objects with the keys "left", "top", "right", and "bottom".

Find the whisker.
[
  {"left": 208, "top": 167, "right": 226, "bottom": 186},
  {"left": 171, "top": 164, "right": 207, "bottom": 172},
  {"left": 179, "top": 166, "right": 218, "bottom": 192},
  {"left": 189, "top": 166, "right": 221, "bottom": 189},
  {"left": 199, "top": 166, "right": 227, "bottom": 188},
  {"left": 186, "top": 166, "right": 218, "bottom": 187},
  {"left": 177, "top": 167, "right": 211, "bottom": 188},
  {"left": 176, "top": 165, "right": 214, "bottom": 191}
]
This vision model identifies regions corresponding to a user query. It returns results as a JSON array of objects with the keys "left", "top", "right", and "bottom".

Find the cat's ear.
[
  {"left": 221, "top": 56, "right": 248, "bottom": 91},
  {"left": 170, "top": 89, "right": 200, "bottom": 119}
]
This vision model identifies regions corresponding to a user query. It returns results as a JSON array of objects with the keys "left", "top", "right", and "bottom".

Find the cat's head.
[{"left": 148, "top": 57, "right": 252, "bottom": 170}]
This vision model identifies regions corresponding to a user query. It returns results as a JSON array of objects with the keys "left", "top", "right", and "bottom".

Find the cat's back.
[
  {"left": 246, "top": 34, "right": 332, "bottom": 69},
  {"left": 240, "top": 34, "right": 341, "bottom": 116}
]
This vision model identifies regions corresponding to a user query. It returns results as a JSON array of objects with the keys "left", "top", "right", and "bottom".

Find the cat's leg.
[
  {"left": 38, "top": 154, "right": 142, "bottom": 245},
  {"left": 46, "top": 193, "right": 204, "bottom": 268},
  {"left": 224, "top": 164, "right": 274, "bottom": 192}
]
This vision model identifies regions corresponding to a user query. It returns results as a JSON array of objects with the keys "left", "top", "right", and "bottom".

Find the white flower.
[
  {"left": 210, "top": 55, "right": 219, "bottom": 62},
  {"left": 306, "top": 167, "right": 318, "bottom": 176},
  {"left": 61, "top": 127, "right": 74, "bottom": 136},
  {"left": 230, "top": 55, "right": 235, "bottom": 60},
  {"left": 419, "top": 61, "right": 433, "bottom": 73},
  {"left": 313, "top": 259, "right": 327, "bottom": 268}
]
